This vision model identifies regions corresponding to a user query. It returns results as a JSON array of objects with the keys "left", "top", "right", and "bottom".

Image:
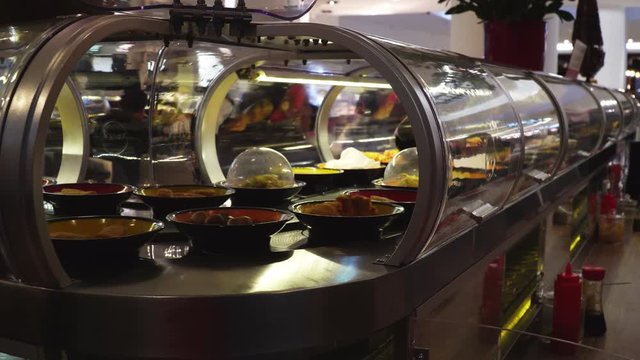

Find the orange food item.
[{"left": 301, "top": 194, "right": 378, "bottom": 216}]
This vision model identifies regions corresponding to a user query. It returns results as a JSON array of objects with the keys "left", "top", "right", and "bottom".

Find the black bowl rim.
[
  {"left": 43, "top": 182, "right": 135, "bottom": 196},
  {"left": 317, "top": 163, "right": 387, "bottom": 171},
  {"left": 166, "top": 206, "right": 295, "bottom": 227},
  {"left": 289, "top": 200, "right": 404, "bottom": 219},
  {"left": 343, "top": 188, "right": 417, "bottom": 205},
  {"left": 133, "top": 184, "right": 236, "bottom": 198},
  {"left": 47, "top": 215, "right": 165, "bottom": 241},
  {"left": 217, "top": 180, "right": 307, "bottom": 190},
  {"left": 371, "top": 178, "right": 419, "bottom": 190},
  {"left": 292, "top": 167, "right": 345, "bottom": 175}
]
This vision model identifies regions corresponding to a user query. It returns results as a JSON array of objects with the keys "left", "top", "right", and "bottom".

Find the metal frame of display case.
[
  {"left": 589, "top": 84, "right": 625, "bottom": 144},
  {"left": 0, "top": 12, "right": 638, "bottom": 359}
]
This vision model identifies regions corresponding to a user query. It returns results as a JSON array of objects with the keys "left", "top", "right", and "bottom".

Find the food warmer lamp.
[{"left": 0, "top": 1, "right": 637, "bottom": 358}]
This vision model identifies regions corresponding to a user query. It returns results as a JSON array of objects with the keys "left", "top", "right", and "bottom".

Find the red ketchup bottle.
[{"left": 552, "top": 263, "right": 582, "bottom": 354}]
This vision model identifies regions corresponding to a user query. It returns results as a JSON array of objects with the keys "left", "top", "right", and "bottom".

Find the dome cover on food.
[
  {"left": 383, "top": 147, "right": 419, "bottom": 188},
  {"left": 227, "top": 147, "right": 295, "bottom": 188}
]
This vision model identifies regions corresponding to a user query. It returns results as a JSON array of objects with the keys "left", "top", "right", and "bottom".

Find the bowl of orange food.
[
  {"left": 135, "top": 185, "right": 235, "bottom": 218},
  {"left": 43, "top": 183, "right": 134, "bottom": 216},
  {"left": 48, "top": 216, "right": 164, "bottom": 276},
  {"left": 290, "top": 194, "right": 404, "bottom": 243},
  {"left": 167, "top": 207, "right": 294, "bottom": 253}
]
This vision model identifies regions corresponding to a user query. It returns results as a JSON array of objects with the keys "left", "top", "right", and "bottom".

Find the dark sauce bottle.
[{"left": 582, "top": 266, "right": 607, "bottom": 336}]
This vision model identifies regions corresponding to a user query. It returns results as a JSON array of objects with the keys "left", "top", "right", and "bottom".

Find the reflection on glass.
[
  {"left": 327, "top": 86, "right": 404, "bottom": 160},
  {"left": 44, "top": 106, "right": 63, "bottom": 178},
  {"left": 610, "top": 90, "right": 633, "bottom": 132},
  {"left": 68, "top": 40, "right": 163, "bottom": 186},
  {"left": 543, "top": 78, "right": 604, "bottom": 168},
  {"left": 376, "top": 41, "right": 522, "bottom": 249},
  {"left": 489, "top": 69, "right": 562, "bottom": 197},
  {"left": 589, "top": 87, "right": 622, "bottom": 142}
]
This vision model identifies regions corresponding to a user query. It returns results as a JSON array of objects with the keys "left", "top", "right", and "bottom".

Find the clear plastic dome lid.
[
  {"left": 80, "top": 0, "right": 317, "bottom": 21},
  {"left": 382, "top": 147, "right": 419, "bottom": 188},
  {"left": 226, "top": 147, "right": 295, "bottom": 188}
]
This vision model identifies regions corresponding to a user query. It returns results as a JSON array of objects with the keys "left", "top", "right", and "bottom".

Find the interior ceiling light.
[
  {"left": 328, "top": 0, "right": 337, "bottom": 5},
  {"left": 251, "top": 70, "right": 392, "bottom": 89}
]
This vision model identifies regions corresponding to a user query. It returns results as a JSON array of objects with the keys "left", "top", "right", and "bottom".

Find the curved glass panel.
[
  {"left": 588, "top": 86, "right": 622, "bottom": 142},
  {"left": 0, "top": 19, "right": 73, "bottom": 138},
  {"left": 624, "top": 92, "right": 639, "bottom": 130},
  {"left": 214, "top": 58, "right": 390, "bottom": 174},
  {"left": 68, "top": 39, "right": 164, "bottom": 185},
  {"left": 486, "top": 67, "right": 561, "bottom": 198},
  {"left": 79, "top": 0, "right": 317, "bottom": 21},
  {"left": 151, "top": 41, "right": 257, "bottom": 184},
  {"left": 375, "top": 40, "right": 524, "bottom": 249},
  {"left": 541, "top": 77, "right": 604, "bottom": 169},
  {"left": 325, "top": 83, "right": 405, "bottom": 161},
  {"left": 610, "top": 90, "right": 633, "bottom": 133}
]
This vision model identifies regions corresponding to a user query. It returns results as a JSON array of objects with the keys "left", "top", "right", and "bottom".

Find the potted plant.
[{"left": 437, "top": 0, "right": 575, "bottom": 70}]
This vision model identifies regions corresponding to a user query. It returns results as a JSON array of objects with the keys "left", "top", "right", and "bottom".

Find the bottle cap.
[
  {"left": 556, "top": 263, "right": 580, "bottom": 284},
  {"left": 582, "top": 266, "right": 606, "bottom": 281}
]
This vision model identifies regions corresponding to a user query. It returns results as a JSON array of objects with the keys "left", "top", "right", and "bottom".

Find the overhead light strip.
[{"left": 252, "top": 70, "right": 392, "bottom": 89}]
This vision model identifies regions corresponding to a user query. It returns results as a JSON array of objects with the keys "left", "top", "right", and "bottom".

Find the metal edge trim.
[
  {"left": 0, "top": 15, "right": 171, "bottom": 287},
  {"left": 529, "top": 73, "right": 569, "bottom": 177}
]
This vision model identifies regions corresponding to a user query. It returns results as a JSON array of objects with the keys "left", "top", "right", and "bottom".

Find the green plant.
[{"left": 437, "top": 0, "right": 575, "bottom": 22}]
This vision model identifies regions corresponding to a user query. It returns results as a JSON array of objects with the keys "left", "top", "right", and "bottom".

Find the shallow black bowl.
[
  {"left": 293, "top": 167, "right": 344, "bottom": 195},
  {"left": 318, "top": 164, "right": 386, "bottom": 187},
  {"left": 371, "top": 178, "right": 418, "bottom": 191},
  {"left": 220, "top": 181, "right": 306, "bottom": 205},
  {"left": 48, "top": 216, "right": 164, "bottom": 277},
  {"left": 290, "top": 200, "right": 404, "bottom": 244},
  {"left": 43, "top": 183, "right": 134, "bottom": 216},
  {"left": 135, "top": 185, "right": 234, "bottom": 219},
  {"left": 167, "top": 207, "right": 294, "bottom": 253}
]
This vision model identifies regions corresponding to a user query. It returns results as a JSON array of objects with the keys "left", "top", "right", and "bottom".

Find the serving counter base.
[{"left": 0, "top": 137, "right": 626, "bottom": 359}]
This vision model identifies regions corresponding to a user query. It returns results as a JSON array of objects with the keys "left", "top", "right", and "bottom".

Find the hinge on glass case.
[
  {"left": 170, "top": 0, "right": 256, "bottom": 41},
  {"left": 524, "top": 168, "right": 551, "bottom": 183},
  {"left": 462, "top": 200, "right": 498, "bottom": 222}
]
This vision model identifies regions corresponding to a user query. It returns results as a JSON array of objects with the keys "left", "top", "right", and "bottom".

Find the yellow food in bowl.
[
  {"left": 293, "top": 167, "right": 342, "bottom": 175},
  {"left": 364, "top": 149, "right": 399, "bottom": 163},
  {"left": 236, "top": 174, "right": 292, "bottom": 188},
  {"left": 384, "top": 174, "right": 419, "bottom": 188},
  {"left": 141, "top": 186, "right": 228, "bottom": 198},
  {"left": 48, "top": 218, "right": 161, "bottom": 240},
  {"left": 59, "top": 189, "right": 97, "bottom": 195}
]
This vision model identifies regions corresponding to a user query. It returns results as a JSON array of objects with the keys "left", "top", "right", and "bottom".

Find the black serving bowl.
[
  {"left": 43, "top": 183, "right": 134, "bottom": 216},
  {"left": 290, "top": 199, "right": 404, "bottom": 244},
  {"left": 135, "top": 185, "right": 234, "bottom": 219},
  {"left": 293, "top": 167, "right": 344, "bottom": 194},
  {"left": 48, "top": 216, "right": 164, "bottom": 277},
  {"left": 219, "top": 181, "right": 306, "bottom": 205},
  {"left": 318, "top": 163, "right": 386, "bottom": 187},
  {"left": 167, "top": 207, "right": 294, "bottom": 253}
]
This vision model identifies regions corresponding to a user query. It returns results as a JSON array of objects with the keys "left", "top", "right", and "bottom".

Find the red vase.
[{"left": 484, "top": 21, "right": 546, "bottom": 71}]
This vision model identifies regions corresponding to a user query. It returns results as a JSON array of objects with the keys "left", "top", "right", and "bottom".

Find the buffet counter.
[{"left": 0, "top": 2, "right": 637, "bottom": 359}]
